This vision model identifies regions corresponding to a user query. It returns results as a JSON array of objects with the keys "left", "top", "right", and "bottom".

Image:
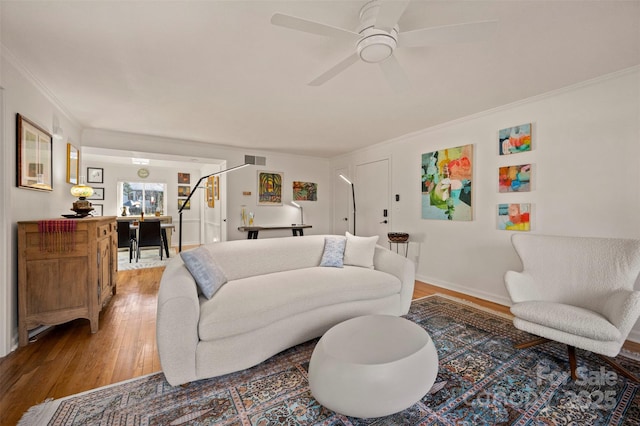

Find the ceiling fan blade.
[
  {"left": 271, "top": 13, "right": 360, "bottom": 40},
  {"left": 375, "top": 0, "right": 410, "bottom": 32},
  {"left": 309, "top": 53, "right": 360, "bottom": 86},
  {"left": 378, "top": 55, "right": 410, "bottom": 93},
  {"left": 398, "top": 20, "right": 498, "bottom": 48}
]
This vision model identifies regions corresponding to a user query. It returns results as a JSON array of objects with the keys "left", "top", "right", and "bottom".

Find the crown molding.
[
  {"left": 1, "top": 44, "right": 82, "bottom": 128},
  {"left": 334, "top": 65, "right": 640, "bottom": 161}
]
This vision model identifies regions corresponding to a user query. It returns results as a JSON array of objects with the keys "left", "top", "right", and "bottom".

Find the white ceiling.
[{"left": 2, "top": 1, "right": 639, "bottom": 158}]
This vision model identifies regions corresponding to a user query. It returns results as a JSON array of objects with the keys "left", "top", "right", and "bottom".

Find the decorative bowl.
[{"left": 388, "top": 232, "right": 409, "bottom": 242}]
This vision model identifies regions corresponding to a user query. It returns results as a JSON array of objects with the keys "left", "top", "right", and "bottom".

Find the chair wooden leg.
[
  {"left": 597, "top": 354, "right": 640, "bottom": 383},
  {"left": 514, "top": 337, "right": 550, "bottom": 349},
  {"left": 568, "top": 345, "right": 578, "bottom": 380}
]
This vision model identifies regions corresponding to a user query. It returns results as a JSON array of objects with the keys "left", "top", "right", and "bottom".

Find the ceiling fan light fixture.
[{"left": 357, "top": 34, "right": 396, "bottom": 63}]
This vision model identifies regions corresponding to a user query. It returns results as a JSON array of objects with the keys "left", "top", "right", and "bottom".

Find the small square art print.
[
  {"left": 499, "top": 123, "right": 531, "bottom": 155},
  {"left": 178, "top": 199, "right": 190, "bottom": 210},
  {"left": 497, "top": 203, "right": 531, "bottom": 231},
  {"left": 178, "top": 173, "right": 190, "bottom": 184},
  {"left": 499, "top": 164, "right": 531, "bottom": 192}
]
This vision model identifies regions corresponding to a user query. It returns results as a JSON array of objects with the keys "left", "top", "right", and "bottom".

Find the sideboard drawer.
[{"left": 97, "top": 223, "right": 112, "bottom": 238}]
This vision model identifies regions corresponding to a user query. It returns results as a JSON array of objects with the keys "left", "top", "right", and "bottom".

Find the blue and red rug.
[{"left": 20, "top": 295, "right": 640, "bottom": 425}]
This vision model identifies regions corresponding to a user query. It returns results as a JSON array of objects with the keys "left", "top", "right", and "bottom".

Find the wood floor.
[
  {"left": 0, "top": 268, "right": 163, "bottom": 426},
  {"left": 1, "top": 267, "right": 638, "bottom": 425}
]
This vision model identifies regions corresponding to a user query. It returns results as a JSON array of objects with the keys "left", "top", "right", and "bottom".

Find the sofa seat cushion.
[
  {"left": 198, "top": 266, "right": 401, "bottom": 341},
  {"left": 511, "top": 301, "right": 621, "bottom": 342}
]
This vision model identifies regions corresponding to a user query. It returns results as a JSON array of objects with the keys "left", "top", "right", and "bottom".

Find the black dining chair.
[
  {"left": 137, "top": 220, "right": 164, "bottom": 262},
  {"left": 117, "top": 221, "right": 137, "bottom": 263}
]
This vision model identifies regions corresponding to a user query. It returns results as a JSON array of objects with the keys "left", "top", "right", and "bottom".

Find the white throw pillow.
[{"left": 343, "top": 232, "right": 378, "bottom": 269}]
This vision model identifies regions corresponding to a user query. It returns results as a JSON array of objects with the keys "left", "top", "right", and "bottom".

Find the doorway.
[{"left": 355, "top": 158, "right": 390, "bottom": 242}]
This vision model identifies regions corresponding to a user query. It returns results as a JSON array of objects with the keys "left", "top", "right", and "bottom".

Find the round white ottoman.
[{"left": 308, "top": 314, "right": 438, "bottom": 418}]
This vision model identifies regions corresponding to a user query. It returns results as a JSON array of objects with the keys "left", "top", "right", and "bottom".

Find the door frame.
[
  {"left": 0, "top": 86, "right": 12, "bottom": 356},
  {"left": 332, "top": 166, "right": 352, "bottom": 235}
]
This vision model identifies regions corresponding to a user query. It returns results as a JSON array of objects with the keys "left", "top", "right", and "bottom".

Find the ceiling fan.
[{"left": 271, "top": 0, "right": 497, "bottom": 91}]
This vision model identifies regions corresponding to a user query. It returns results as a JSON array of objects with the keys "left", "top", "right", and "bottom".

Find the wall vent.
[{"left": 245, "top": 155, "right": 266, "bottom": 166}]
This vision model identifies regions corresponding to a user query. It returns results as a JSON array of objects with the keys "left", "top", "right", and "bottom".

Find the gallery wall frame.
[
  {"left": 87, "top": 167, "right": 103, "bottom": 183},
  {"left": 499, "top": 123, "right": 532, "bottom": 155},
  {"left": 87, "top": 187, "right": 104, "bottom": 200},
  {"left": 498, "top": 164, "right": 531, "bottom": 193},
  {"left": 497, "top": 203, "right": 531, "bottom": 231},
  {"left": 16, "top": 113, "right": 53, "bottom": 191},
  {"left": 66, "top": 143, "right": 79, "bottom": 185},
  {"left": 91, "top": 204, "right": 104, "bottom": 216},
  {"left": 178, "top": 173, "right": 190, "bottom": 184},
  {"left": 205, "top": 176, "right": 215, "bottom": 208}
]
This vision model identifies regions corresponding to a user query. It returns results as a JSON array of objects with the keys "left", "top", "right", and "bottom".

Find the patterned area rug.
[
  {"left": 19, "top": 295, "right": 640, "bottom": 425},
  {"left": 117, "top": 247, "right": 176, "bottom": 270}
]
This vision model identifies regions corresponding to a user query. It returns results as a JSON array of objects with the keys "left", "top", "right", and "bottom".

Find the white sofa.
[{"left": 157, "top": 235, "right": 415, "bottom": 386}]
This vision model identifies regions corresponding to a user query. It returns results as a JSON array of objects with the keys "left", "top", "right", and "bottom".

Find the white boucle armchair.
[{"left": 504, "top": 233, "right": 640, "bottom": 382}]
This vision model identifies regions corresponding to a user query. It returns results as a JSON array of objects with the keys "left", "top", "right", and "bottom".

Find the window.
[{"left": 118, "top": 181, "right": 166, "bottom": 216}]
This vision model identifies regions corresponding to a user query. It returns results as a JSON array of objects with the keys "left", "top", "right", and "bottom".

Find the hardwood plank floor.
[
  {"left": 2, "top": 268, "right": 638, "bottom": 424},
  {"left": 0, "top": 268, "right": 163, "bottom": 426}
]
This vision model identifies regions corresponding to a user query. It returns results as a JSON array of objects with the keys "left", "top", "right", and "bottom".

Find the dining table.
[{"left": 130, "top": 222, "right": 175, "bottom": 258}]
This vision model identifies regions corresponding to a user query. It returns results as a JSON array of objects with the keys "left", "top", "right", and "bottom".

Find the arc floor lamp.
[
  {"left": 178, "top": 156, "right": 261, "bottom": 252},
  {"left": 339, "top": 174, "right": 356, "bottom": 235}
]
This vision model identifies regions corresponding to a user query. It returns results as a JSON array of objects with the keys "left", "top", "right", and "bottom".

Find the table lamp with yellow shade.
[{"left": 69, "top": 177, "right": 94, "bottom": 216}]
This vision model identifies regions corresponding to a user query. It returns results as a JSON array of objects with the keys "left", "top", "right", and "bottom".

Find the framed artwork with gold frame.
[
  {"left": 206, "top": 176, "right": 215, "bottom": 208},
  {"left": 17, "top": 114, "right": 53, "bottom": 191},
  {"left": 66, "top": 143, "right": 79, "bottom": 184}
]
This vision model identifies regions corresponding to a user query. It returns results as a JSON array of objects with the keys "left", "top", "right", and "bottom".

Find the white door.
[
  {"left": 355, "top": 159, "right": 390, "bottom": 242},
  {"left": 333, "top": 167, "right": 351, "bottom": 234}
]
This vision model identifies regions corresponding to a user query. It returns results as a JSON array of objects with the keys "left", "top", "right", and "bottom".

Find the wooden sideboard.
[{"left": 17, "top": 216, "right": 118, "bottom": 346}]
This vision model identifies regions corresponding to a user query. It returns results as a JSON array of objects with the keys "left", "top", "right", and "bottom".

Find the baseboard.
[{"left": 415, "top": 274, "right": 512, "bottom": 307}]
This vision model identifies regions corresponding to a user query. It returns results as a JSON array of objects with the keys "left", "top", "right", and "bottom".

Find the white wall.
[
  {"left": 332, "top": 67, "right": 640, "bottom": 342},
  {"left": 0, "top": 57, "right": 333, "bottom": 356},
  {"left": 82, "top": 129, "right": 334, "bottom": 241},
  {"left": 3, "top": 43, "right": 639, "bottom": 356},
  {"left": 1, "top": 56, "right": 86, "bottom": 355}
]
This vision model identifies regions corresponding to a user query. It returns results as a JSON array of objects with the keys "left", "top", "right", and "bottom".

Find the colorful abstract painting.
[
  {"left": 293, "top": 181, "right": 317, "bottom": 201},
  {"left": 421, "top": 144, "right": 473, "bottom": 221},
  {"left": 497, "top": 203, "right": 531, "bottom": 231},
  {"left": 499, "top": 123, "right": 531, "bottom": 155},
  {"left": 258, "top": 171, "right": 283, "bottom": 205},
  {"left": 499, "top": 164, "right": 531, "bottom": 192}
]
